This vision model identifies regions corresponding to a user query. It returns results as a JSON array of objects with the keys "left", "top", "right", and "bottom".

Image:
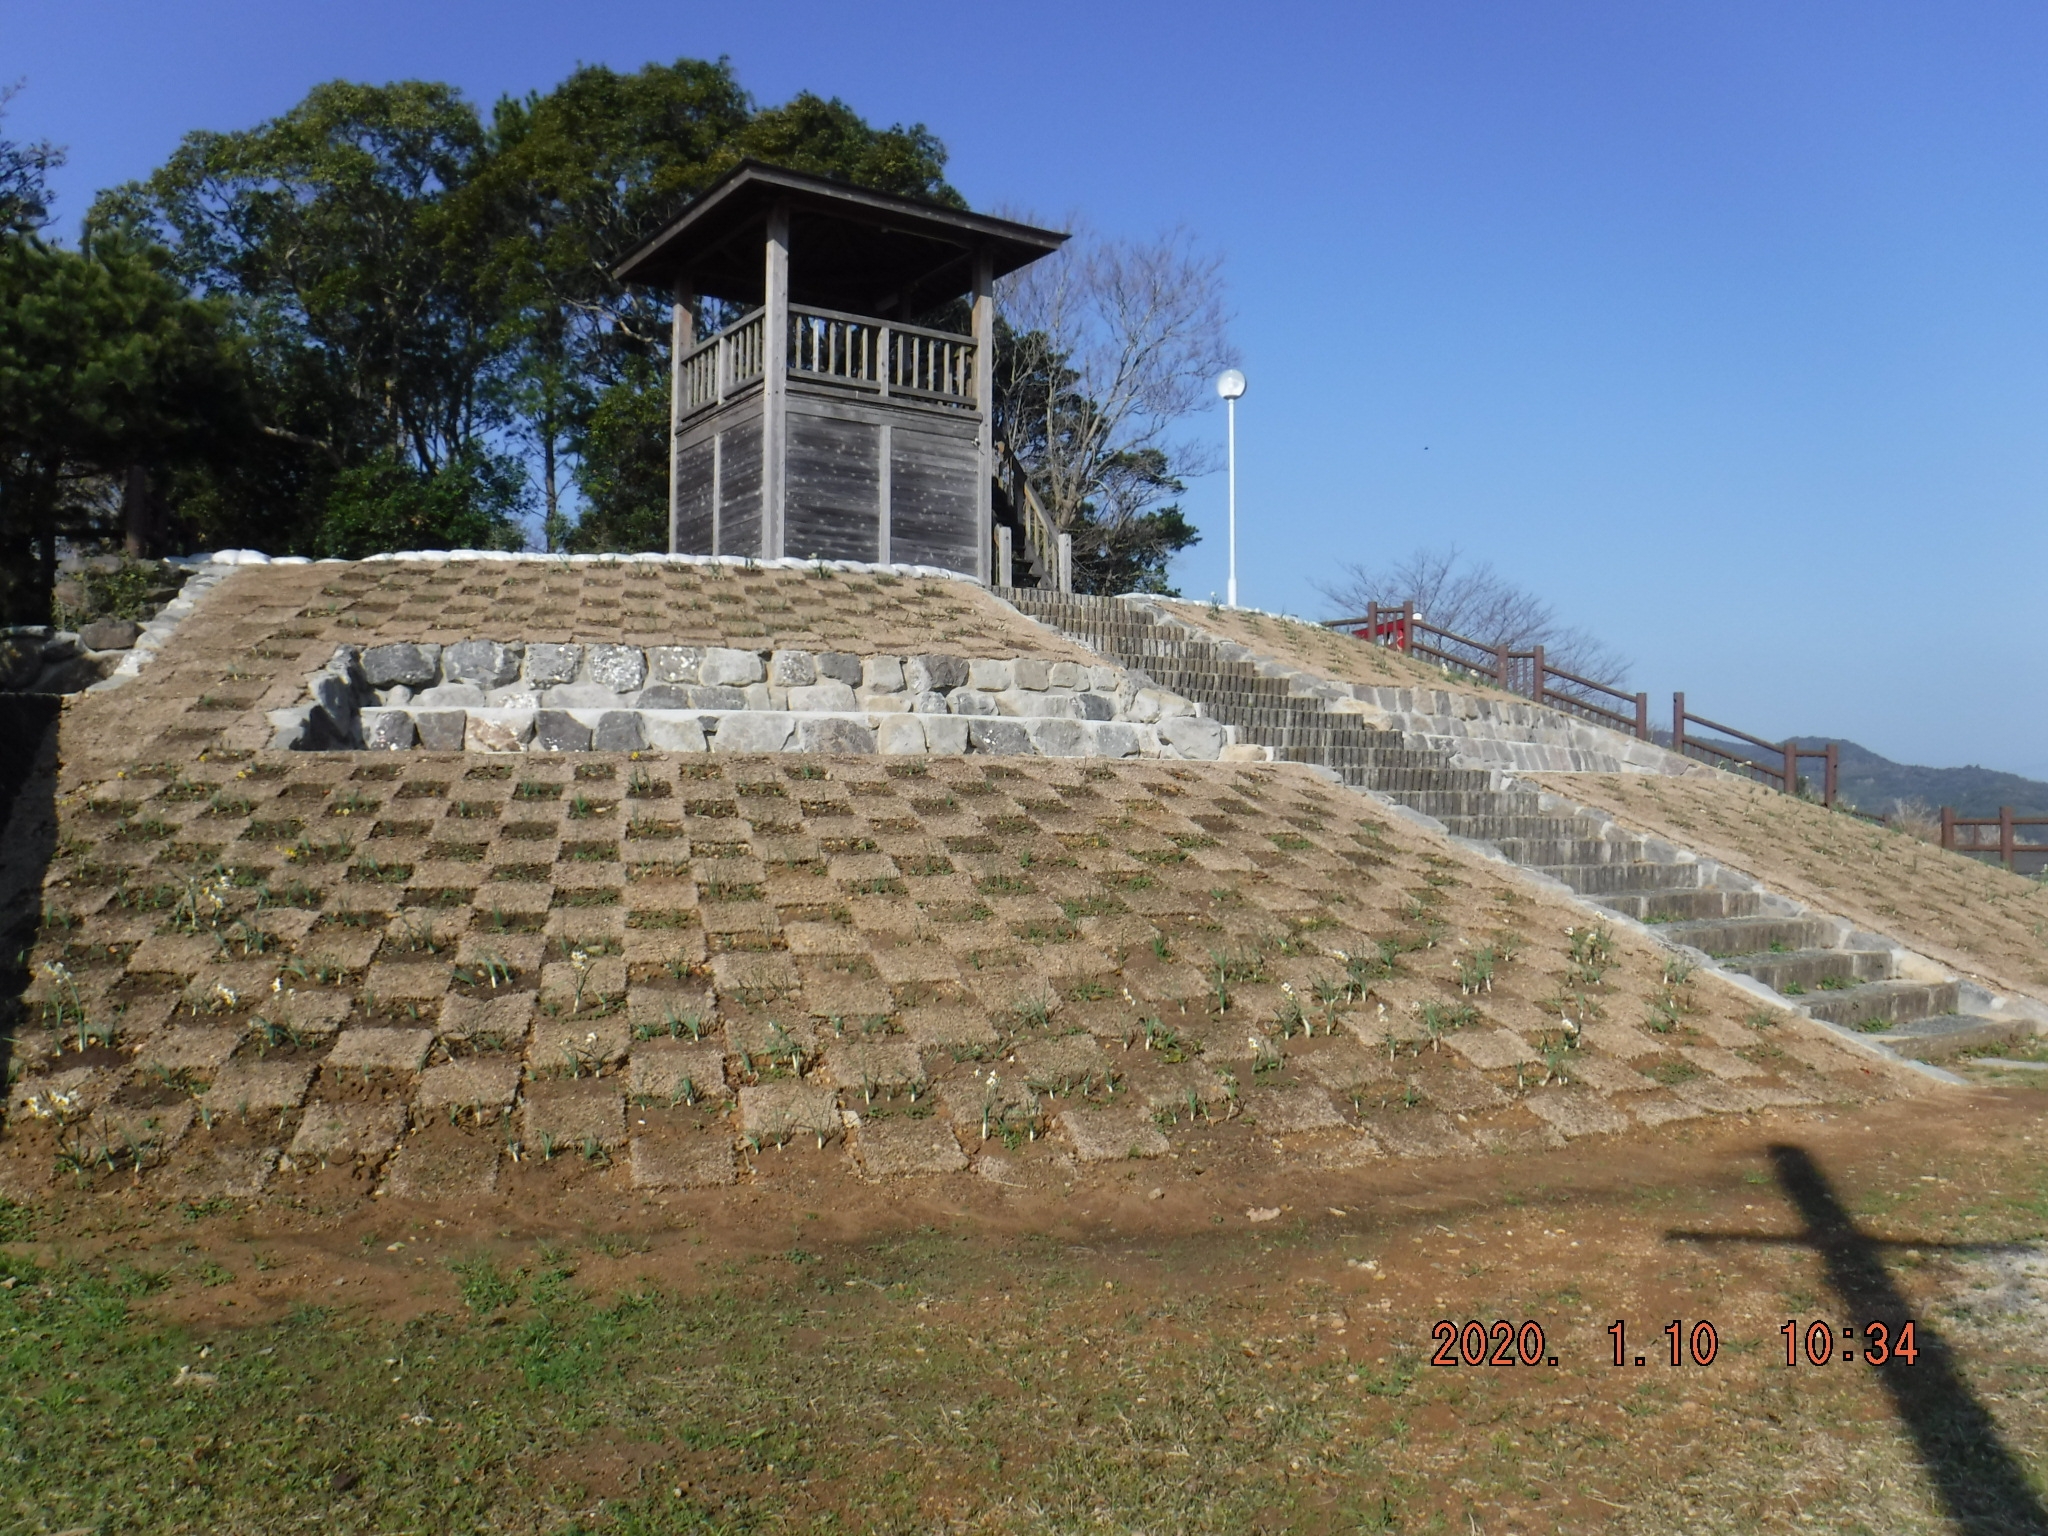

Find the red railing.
[
  {"left": 1328, "top": 603, "right": 1841, "bottom": 807},
  {"left": 1940, "top": 807, "right": 2048, "bottom": 871}
]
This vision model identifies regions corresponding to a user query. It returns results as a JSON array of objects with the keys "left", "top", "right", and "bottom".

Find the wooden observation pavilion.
[{"left": 615, "top": 162, "right": 1068, "bottom": 584}]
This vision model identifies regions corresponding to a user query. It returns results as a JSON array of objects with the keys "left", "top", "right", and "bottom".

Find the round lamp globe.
[{"left": 1215, "top": 368, "right": 1247, "bottom": 400}]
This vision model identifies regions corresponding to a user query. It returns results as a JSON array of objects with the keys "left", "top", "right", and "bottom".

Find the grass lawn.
[{"left": 4, "top": 1083, "right": 2046, "bottom": 1534}]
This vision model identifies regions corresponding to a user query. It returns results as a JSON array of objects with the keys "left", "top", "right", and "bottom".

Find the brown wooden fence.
[
  {"left": 1328, "top": 604, "right": 1838, "bottom": 806},
  {"left": 1334, "top": 603, "right": 1652, "bottom": 738},
  {"left": 1939, "top": 807, "right": 2048, "bottom": 872},
  {"left": 1671, "top": 694, "right": 1839, "bottom": 806}
]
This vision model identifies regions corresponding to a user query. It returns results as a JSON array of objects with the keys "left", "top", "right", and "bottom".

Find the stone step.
[
  {"left": 1017, "top": 594, "right": 2011, "bottom": 1066},
  {"left": 1721, "top": 948, "right": 1893, "bottom": 993},
  {"left": 1435, "top": 815, "right": 1605, "bottom": 843},
  {"left": 1213, "top": 721, "right": 1411, "bottom": 747},
  {"left": 1531, "top": 862, "right": 1706, "bottom": 893},
  {"left": 1286, "top": 757, "right": 1478, "bottom": 783},
  {"left": 1295, "top": 748, "right": 1476, "bottom": 772},
  {"left": 1868, "top": 1014, "right": 2023, "bottom": 1062},
  {"left": 1397, "top": 790, "right": 1545, "bottom": 819},
  {"left": 1485, "top": 836, "right": 1652, "bottom": 866},
  {"left": 1656, "top": 915, "right": 1839, "bottom": 956},
  {"left": 1587, "top": 888, "right": 1767, "bottom": 922},
  {"left": 1803, "top": 979, "right": 1961, "bottom": 1030},
  {"left": 1330, "top": 768, "right": 1495, "bottom": 794}
]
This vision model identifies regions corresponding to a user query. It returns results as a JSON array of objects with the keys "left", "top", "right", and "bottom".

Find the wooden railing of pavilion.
[
  {"left": 1327, "top": 603, "right": 1841, "bottom": 807},
  {"left": 675, "top": 309, "right": 765, "bottom": 414},
  {"left": 675, "top": 304, "right": 978, "bottom": 420}
]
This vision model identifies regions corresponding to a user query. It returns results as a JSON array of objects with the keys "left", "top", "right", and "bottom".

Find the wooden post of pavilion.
[
  {"left": 667, "top": 281, "right": 694, "bottom": 556},
  {"left": 761, "top": 201, "right": 791, "bottom": 560},
  {"left": 971, "top": 250, "right": 996, "bottom": 584}
]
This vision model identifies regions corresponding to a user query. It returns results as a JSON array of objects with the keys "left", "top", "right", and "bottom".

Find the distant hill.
[{"left": 1786, "top": 738, "right": 2048, "bottom": 819}]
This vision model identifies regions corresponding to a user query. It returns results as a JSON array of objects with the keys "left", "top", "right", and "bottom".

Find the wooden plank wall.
[
  {"left": 720, "top": 417, "right": 764, "bottom": 557},
  {"left": 890, "top": 424, "right": 981, "bottom": 573},
  {"left": 786, "top": 412, "right": 882, "bottom": 563},
  {"left": 670, "top": 391, "right": 978, "bottom": 571},
  {"left": 673, "top": 438, "right": 717, "bottom": 556}
]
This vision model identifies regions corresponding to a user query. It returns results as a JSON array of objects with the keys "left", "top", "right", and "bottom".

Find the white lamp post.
[{"left": 1215, "top": 369, "right": 1247, "bottom": 607}]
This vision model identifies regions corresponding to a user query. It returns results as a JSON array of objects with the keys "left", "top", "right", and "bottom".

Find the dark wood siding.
[
  {"left": 785, "top": 412, "right": 881, "bottom": 563},
  {"left": 889, "top": 426, "right": 979, "bottom": 574},
  {"left": 673, "top": 438, "right": 716, "bottom": 555},
  {"left": 718, "top": 418, "right": 763, "bottom": 557}
]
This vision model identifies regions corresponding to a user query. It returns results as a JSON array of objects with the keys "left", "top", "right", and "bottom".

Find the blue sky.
[{"left": 9, "top": 0, "right": 2046, "bottom": 774}]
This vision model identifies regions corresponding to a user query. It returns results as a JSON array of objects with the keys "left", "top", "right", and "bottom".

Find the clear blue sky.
[{"left": 9, "top": 0, "right": 2046, "bottom": 775}]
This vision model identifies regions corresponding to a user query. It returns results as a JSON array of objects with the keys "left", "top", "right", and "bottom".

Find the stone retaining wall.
[{"left": 272, "top": 639, "right": 1254, "bottom": 761}]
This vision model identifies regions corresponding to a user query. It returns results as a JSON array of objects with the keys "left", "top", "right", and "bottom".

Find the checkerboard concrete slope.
[{"left": 0, "top": 560, "right": 1909, "bottom": 1206}]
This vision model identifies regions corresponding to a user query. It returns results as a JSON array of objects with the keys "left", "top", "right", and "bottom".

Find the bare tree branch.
[
  {"left": 995, "top": 219, "right": 1234, "bottom": 568},
  {"left": 1316, "top": 546, "right": 1631, "bottom": 685}
]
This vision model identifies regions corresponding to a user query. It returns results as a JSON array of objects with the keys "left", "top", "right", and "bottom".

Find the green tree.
[
  {"left": 98, "top": 62, "right": 962, "bottom": 556},
  {"left": 0, "top": 229, "right": 241, "bottom": 621},
  {"left": 563, "top": 356, "right": 669, "bottom": 553},
  {"left": 95, "top": 80, "right": 508, "bottom": 550},
  {"left": 0, "top": 83, "right": 63, "bottom": 235},
  {"left": 315, "top": 451, "right": 525, "bottom": 559}
]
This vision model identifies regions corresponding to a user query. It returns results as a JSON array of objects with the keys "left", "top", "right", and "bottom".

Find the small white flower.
[
  {"left": 25, "top": 1088, "right": 79, "bottom": 1121},
  {"left": 213, "top": 983, "right": 239, "bottom": 1008}
]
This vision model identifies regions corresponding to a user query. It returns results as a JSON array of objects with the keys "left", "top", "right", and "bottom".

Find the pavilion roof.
[{"left": 613, "top": 160, "right": 1066, "bottom": 313}]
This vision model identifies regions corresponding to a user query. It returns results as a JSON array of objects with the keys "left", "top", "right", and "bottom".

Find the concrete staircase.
[{"left": 1005, "top": 590, "right": 2019, "bottom": 1064}]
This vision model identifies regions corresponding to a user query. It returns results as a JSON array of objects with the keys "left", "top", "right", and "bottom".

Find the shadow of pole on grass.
[{"left": 1668, "top": 1143, "right": 2046, "bottom": 1536}]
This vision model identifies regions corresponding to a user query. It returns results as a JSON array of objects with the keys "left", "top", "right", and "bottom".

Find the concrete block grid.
[
  {"left": 9, "top": 748, "right": 1891, "bottom": 1202},
  {"left": 270, "top": 639, "right": 1252, "bottom": 762}
]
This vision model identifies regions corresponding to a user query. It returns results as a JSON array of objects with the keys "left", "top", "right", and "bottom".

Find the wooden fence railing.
[
  {"left": 1331, "top": 603, "right": 1651, "bottom": 738},
  {"left": 1328, "top": 603, "right": 1840, "bottom": 807},
  {"left": 1671, "top": 694, "right": 1838, "bottom": 805},
  {"left": 1940, "top": 807, "right": 2048, "bottom": 871}
]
